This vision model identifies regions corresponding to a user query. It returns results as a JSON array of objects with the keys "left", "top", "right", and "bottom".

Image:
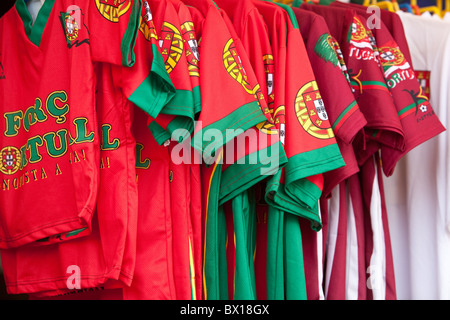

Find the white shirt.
[{"left": 385, "top": 11, "right": 450, "bottom": 299}]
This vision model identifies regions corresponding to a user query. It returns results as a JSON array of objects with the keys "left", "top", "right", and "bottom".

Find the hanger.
[
  {"left": 390, "top": 0, "right": 401, "bottom": 11},
  {"left": 369, "top": 0, "right": 396, "bottom": 12},
  {"left": 363, "top": 0, "right": 400, "bottom": 12},
  {"left": 419, "top": 6, "right": 442, "bottom": 16},
  {"left": 418, "top": 0, "right": 443, "bottom": 17},
  {"left": 408, "top": 0, "right": 422, "bottom": 15},
  {"left": 399, "top": 2, "right": 414, "bottom": 12},
  {"left": 24, "top": 0, "right": 45, "bottom": 4}
]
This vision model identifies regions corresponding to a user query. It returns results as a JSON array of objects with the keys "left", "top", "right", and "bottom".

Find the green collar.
[{"left": 15, "top": 0, "right": 55, "bottom": 47}]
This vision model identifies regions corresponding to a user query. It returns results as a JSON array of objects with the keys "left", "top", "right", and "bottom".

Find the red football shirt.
[
  {"left": 293, "top": 7, "right": 368, "bottom": 300},
  {"left": 215, "top": 0, "right": 286, "bottom": 300},
  {"left": 330, "top": 1, "right": 445, "bottom": 176},
  {"left": 255, "top": 0, "right": 345, "bottom": 229},
  {"left": 146, "top": 0, "right": 197, "bottom": 146},
  {"left": 181, "top": 0, "right": 268, "bottom": 301},
  {"left": 167, "top": 0, "right": 203, "bottom": 301},
  {"left": 0, "top": 0, "right": 175, "bottom": 295},
  {"left": 293, "top": 7, "right": 367, "bottom": 199},
  {"left": 300, "top": 4, "right": 406, "bottom": 166}
]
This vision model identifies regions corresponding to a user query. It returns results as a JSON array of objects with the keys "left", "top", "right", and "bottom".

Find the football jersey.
[
  {"left": 139, "top": 0, "right": 199, "bottom": 301},
  {"left": 215, "top": 2, "right": 284, "bottom": 300},
  {"left": 180, "top": 0, "right": 268, "bottom": 300},
  {"left": 122, "top": 104, "right": 177, "bottom": 300},
  {"left": 0, "top": 0, "right": 131, "bottom": 248},
  {"left": 146, "top": 0, "right": 197, "bottom": 146},
  {"left": 255, "top": 0, "right": 344, "bottom": 229},
  {"left": 167, "top": 0, "right": 203, "bottom": 301},
  {"left": 254, "top": 0, "right": 346, "bottom": 300},
  {"left": 330, "top": 5, "right": 445, "bottom": 300},
  {"left": 292, "top": 7, "right": 367, "bottom": 300},
  {"left": 218, "top": 7, "right": 285, "bottom": 206},
  {"left": 120, "top": 0, "right": 183, "bottom": 300},
  {"left": 330, "top": 1, "right": 445, "bottom": 177},
  {"left": 293, "top": 7, "right": 367, "bottom": 199},
  {"left": 29, "top": 62, "right": 142, "bottom": 298},
  {"left": 0, "top": 0, "right": 177, "bottom": 295},
  {"left": 299, "top": 4, "right": 404, "bottom": 166},
  {"left": 215, "top": 0, "right": 296, "bottom": 301}
]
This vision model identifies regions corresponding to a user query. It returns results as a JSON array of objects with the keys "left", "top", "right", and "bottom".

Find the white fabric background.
[{"left": 384, "top": 11, "right": 450, "bottom": 299}]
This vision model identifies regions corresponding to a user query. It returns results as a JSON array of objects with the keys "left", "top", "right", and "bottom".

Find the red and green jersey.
[
  {"left": 215, "top": 0, "right": 287, "bottom": 300},
  {"left": 135, "top": 0, "right": 200, "bottom": 300},
  {"left": 292, "top": 7, "right": 367, "bottom": 199},
  {"left": 180, "top": 0, "right": 269, "bottom": 301},
  {"left": 168, "top": 0, "right": 204, "bottom": 301},
  {"left": 145, "top": 0, "right": 197, "bottom": 145},
  {"left": 0, "top": 0, "right": 142, "bottom": 249},
  {"left": 218, "top": 7, "right": 286, "bottom": 207},
  {"left": 255, "top": 0, "right": 344, "bottom": 229},
  {"left": 10, "top": 62, "right": 147, "bottom": 298},
  {"left": 150, "top": 1, "right": 203, "bottom": 302},
  {"left": 292, "top": 7, "right": 367, "bottom": 300},
  {"left": 170, "top": 0, "right": 201, "bottom": 115},
  {"left": 300, "top": 4, "right": 405, "bottom": 166},
  {"left": 122, "top": 104, "right": 177, "bottom": 300},
  {"left": 331, "top": 1, "right": 445, "bottom": 176},
  {"left": 250, "top": 0, "right": 344, "bottom": 301},
  {"left": 0, "top": 0, "right": 176, "bottom": 296},
  {"left": 181, "top": 0, "right": 267, "bottom": 162}
]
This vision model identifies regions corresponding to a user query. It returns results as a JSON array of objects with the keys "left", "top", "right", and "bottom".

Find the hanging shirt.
[
  {"left": 297, "top": 3, "right": 396, "bottom": 301},
  {"left": 165, "top": 0, "right": 203, "bottom": 301},
  {"left": 180, "top": 0, "right": 268, "bottom": 301},
  {"left": 292, "top": 6, "right": 368, "bottom": 300},
  {"left": 214, "top": 0, "right": 286, "bottom": 300},
  {"left": 330, "top": 1, "right": 446, "bottom": 177},
  {"left": 0, "top": 0, "right": 129, "bottom": 248},
  {"left": 146, "top": 0, "right": 197, "bottom": 145},
  {"left": 217, "top": 7, "right": 286, "bottom": 206},
  {"left": 293, "top": 7, "right": 367, "bottom": 199},
  {"left": 122, "top": 104, "right": 177, "bottom": 300},
  {"left": 0, "top": 0, "right": 176, "bottom": 295},
  {"left": 256, "top": 0, "right": 347, "bottom": 301},
  {"left": 385, "top": 11, "right": 450, "bottom": 300},
  {"left": 300, "top": 4, "right": 404, "bottom": 166},
  {"left": 255, "top": 0, "right": 345, "bottom": 229}
]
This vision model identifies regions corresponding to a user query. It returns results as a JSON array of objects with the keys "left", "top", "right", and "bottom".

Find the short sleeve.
[
  {"left": 87, "top": 0, "right": 142, "bottom": 67},
  {"left": 114, "top": 0, "right": 176, "bottom": 121},
  {"left": 182, "top": 0, "right": 267, "bottom": 163}
]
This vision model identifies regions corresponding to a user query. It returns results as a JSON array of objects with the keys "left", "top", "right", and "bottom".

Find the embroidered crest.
[
  {"left": 0, "top": 146, "right": 21, "bottom": 175},
  {"left": 95, "top": 0, "right": 131, "bottom": 23},
  {"left": 295, "top": 81, "right": 334, "bottom": 139}
]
